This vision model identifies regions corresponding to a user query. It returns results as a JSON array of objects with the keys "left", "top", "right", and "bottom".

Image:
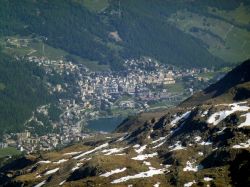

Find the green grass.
[
  {"left": 163, "top": 82, "right": 184, "bottom": 93},
  {"left": 0, "top": 82, "right": 5, "bottom": 91},
  {"left": 0, "top": 147, "right": 22, "bottom": 158},
  {"left": 208, "top": 4, "right": 250, "bottom": 26},
  {"left": 71, "top": 55, "right": 110, "bottom": 71},
  {"left": 167, "top": 9, "right": 250, "bottom": 63},
  {"left": 74, "top": 0, "right": 109, "bottom": 12}
]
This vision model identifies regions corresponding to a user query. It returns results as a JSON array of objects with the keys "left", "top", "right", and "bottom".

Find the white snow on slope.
[
  {"left": 44, "top": 167, "right": 59, "bottom": 175},
  {"left": 201, "top": 110, "right": 208, "bottom": 117},
  {"left": 171, "top": 111, "right": 191, "bottom": 127},
  {"left": 153, "top": 182, "right": 161, "bottom": 187},
  {"left": 238, "top": 113, "right": 250, "bottom": 128},
  {"left": 100, "top": 168, "right": 127, "bottom": 177},
  {"left": 115, "top": 153, "right": 126, "bottom": 156},
  {"left": 63, "top": 151, "right": 81, "bottom": 156},
  {"left": 134, "top": 145, "right": 147, "bottom": 154},
  {"left": 116, "top": 134, "right": 129, "bottom": 142},
  {"left": 207, "top": 103, "right": 249, "bottom": 126},
  {"left": 34, "top": 180, "right": 46, "bottom": 187},
  {"left": 132, "top": 153, "right": 158, "bottom": 161},
  {"left": 143, "top": 161, "right": 151, "bottom": 166},
  {"left": 198, "top": 152, "right": 204, "bottom": 156},
  {"left": 184, "top": 180, "right": 196, "bottom": 187},
  {"left": 204, "top": 177, "right": 213, "bottom": 181},
  {"left": 183, "top": 161, "right": 202, "bottom": 172},
  {"left": 53, "top": 159, "right": 68, "bottom": 164},
  {"left": 169, "top": 141, "right": 186, "bottom": 151},
  {"left": 199, "top": 141, "right": 212, "bottom": 146},
  {"left": 232, "top": 139, "right": 250, "bottom": 149},
  {"left": 153, "top": 140, "right": 166, "bottom": 149},
  {"left": 74, "top": 143, "right": 109, "bottom": 159},
  {"left": 216, "top": 127, "right": 227, "bottom": 134},
  {"left": 151, "top": 135, "right": 171, "bottom": 149},
  {"left": 71, "top": 163, "right": 83, "bottom": 172},
  {"left": 37, "top": 160, "right": 51, "bottom": 164},
  {"left": 59, "top": 180, "right": 66, "bottom": 186},
  {"left": 102, "top": 146, "right": 129, "bottom": 155},
  {"left": 151, "top": 137, "right": 166, "bottom": 144},
  {"left": 111, "top": 168, "right": 167, "bottom": 184},
  {"left": 133, "top": 144, "right": 140, "bottom": 148},
  {"left": 215, "top": 101, "right": 248, "bottom": 107},
  {"left": 194, "top": 136, "right": 202, "bottom": 142}
]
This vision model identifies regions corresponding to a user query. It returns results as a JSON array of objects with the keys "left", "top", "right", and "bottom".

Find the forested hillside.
[
  {"left": 0, "top": 50, "right": 51, "bottom": 137},
  {"left": 2, "top": 0, "right": 249, "bottom": 69}
]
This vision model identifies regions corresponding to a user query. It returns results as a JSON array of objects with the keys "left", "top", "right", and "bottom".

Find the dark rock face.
[
  {"left": 229, "top": 150, "right": 250, "bottom": 187},
  {"left": 67, "top": 164, "right": 103, "bottom": 181},
  {"left": 0, "top": 156, "right": 36, "bottom": 172}
]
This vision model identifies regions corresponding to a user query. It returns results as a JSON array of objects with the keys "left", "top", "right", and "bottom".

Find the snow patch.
[
  {"left": 37, "top": 160, "right": 51, "bottom": 164},
  {"left": 115, "top": 153, "right": 126, "bottom": 156},
  {"left": 111, "top": 168, "right": 167, "bottom": 184},
  {"left": 151, "top": 137, "right": 166, "bottom": 144},
  {"left": 198, "top": 152, "right": 204, "bottom": 156},
  {"left": 44, "top": 168, "right": 59, "bottom": 175},
  {"left": 201, "top": 110, "right": 208, "bottom": 117},
  {"left": 100, "top": 168, "right": 127, "bottom": 177},
  {"left": 53, "top": 159, "right": 68, "bottom": 164},
  {"left": 170, "top": 111, "right": 191, "bottom": 127},
  {"left": 132, "top": 153, "right": 158, "bottom": 161},
  {"left": 232, "top": 139, "right": 250, "bottom": 149},
  {"left": 238, "top": 113, "right": 250, "bottom": 128},
  {"left": 63, "top": 151, "right": 81, "bottom": 156},
  {"left": 134, "top": 145, "right": 147, "bottom": 154},
  {"left": 74, "top": 143, "right": 109, "bottom": 159},
  {"left": 34, "top": 180, "right": 46, "bottom": 187},
  {"left": 216, "top": 127, "right": 227, "bottom": 134},
  {"left": 207, "top": 103, "right": 249, "bottom": 126},
  {"left": 59, "top": 180, "right": 66, "bottom": 186},
  {"left": 116, "top": 134, "right": 129, "bottom": 142},
  {"left": 183, "top": 161, "right": 202, "bottom": 172},
  {"left": 204, "top": 177, "right": 213, "bottom": 181},
  {"left": 153, "top": 182, "right": 161, "bottom": 187},
  {"left": 71, "top": 163, "right": 83, "bottom": 172},
  {"left": 184, "top": 180, "right": 196, "bottom": 187},
  {"left": 194, "top": 136, "right": 202, "bottom": 142},
  {"left": 133, "top": 144, "right": 140, "bottom": 148},
  {"left": 102, "top": 146, "right": 129, "bottom": 155},
  {"left": 152, "top": 140, "right": 166, "bottom": 149},
  {"left": 199, "top": 141, "right": 212, "bottom": 146},
  {"left": 169, "top": 141, "right": 186, "bottom": 151},
  {"left": 143, "top": 161, "right": 151, "bottom": 166}
]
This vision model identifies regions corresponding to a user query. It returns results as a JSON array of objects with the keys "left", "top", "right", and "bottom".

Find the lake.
[{"left": 86, "top": 116, "right": 125, "bottom": 132}]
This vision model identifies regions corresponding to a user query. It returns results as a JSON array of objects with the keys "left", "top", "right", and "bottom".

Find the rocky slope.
[{"left": 0, "top": 61, "right": 249, "bottom": 186}]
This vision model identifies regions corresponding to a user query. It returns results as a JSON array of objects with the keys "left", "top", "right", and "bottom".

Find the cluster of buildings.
[
  {"left": 1, "top": 43, "right": 215, "bottom": 153},
  {"left": 1, "top": 130, "right": 91, "bottom": 153}
]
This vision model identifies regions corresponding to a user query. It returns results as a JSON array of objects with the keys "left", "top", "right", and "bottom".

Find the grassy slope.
[
  {"left": 167, "top": 3, "right": 250, "bottom": 63},
  {"left": 0, "top": 147, "right": 21, "bottom": 158},
  {"left": 74, "top": 0, "right": 109, "bottom": 12}
]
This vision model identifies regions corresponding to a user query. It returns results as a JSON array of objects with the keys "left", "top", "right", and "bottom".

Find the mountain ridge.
[{"left": 181, "top": 59, "right": 250, "bottom": 106}]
